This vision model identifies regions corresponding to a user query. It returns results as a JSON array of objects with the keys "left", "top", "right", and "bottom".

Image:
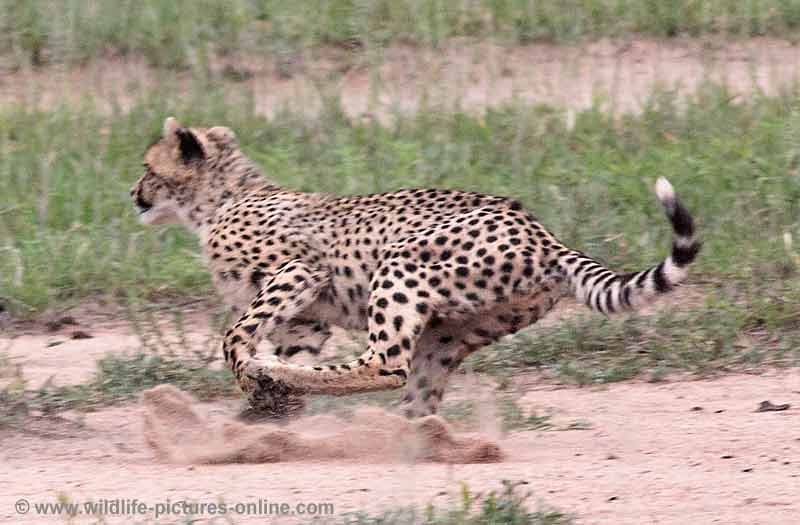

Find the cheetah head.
[{"left": 131, "top": 117, "right": 237, "bottom": 226}]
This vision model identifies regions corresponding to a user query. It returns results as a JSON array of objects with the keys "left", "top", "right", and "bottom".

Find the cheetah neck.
[{"left": 182, "top": 152, "right": 280, "bottom": 237}]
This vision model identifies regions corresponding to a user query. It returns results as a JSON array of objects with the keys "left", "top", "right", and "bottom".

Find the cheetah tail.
[{"left": 558, "top": 177, "right": 700, "bottom": 315}]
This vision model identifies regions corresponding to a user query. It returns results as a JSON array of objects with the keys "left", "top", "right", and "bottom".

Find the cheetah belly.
[
  {"left": 207, "top": 270, "right": 255, "bottom": 310},
  {"left": 303, "top": 275, "right": 373, "bottom": 331}
]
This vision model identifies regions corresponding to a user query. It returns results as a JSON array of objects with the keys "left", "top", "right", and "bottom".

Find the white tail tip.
[{"left": 655, "top": 177, "right": 675, "bottom": 203}]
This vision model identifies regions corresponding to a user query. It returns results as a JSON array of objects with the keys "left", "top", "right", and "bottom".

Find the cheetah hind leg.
[{"left": 401, "top": 325, "right": 466, "bottom": 418}]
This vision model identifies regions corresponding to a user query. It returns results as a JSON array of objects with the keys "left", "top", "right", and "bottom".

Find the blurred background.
[
  {"left": 2, "top": 1, "right": 800, "bottom": 321},
  {"left": 1, "top": 3, "right": 800, "bottom": 522}
]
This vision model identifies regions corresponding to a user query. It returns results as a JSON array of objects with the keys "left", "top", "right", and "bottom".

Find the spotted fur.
[{"left": 132, "top": 117, "right": 700, "bottom": 417}]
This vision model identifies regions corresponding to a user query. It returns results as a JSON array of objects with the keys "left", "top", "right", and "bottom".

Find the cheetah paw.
[{"left": 243, "top": 362, "right": 306, "bottom": 419}]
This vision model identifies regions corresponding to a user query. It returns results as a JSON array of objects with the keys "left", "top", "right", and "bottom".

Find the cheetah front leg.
[
  {"left": 402, "top": 297, "right": 556, "bottom": 417},
  {"left": 238, "top": 276, "right": 432, "bottom": 402},
  {"left": 223, "top": 260, "right": 330, "bottom": 416}
]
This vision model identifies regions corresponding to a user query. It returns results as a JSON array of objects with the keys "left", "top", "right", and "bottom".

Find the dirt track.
[
  {"left": 2, "top": 299, "right": 799, "bottom": 524},
  {"left": 1, "top": 365, "right": 798, "bottom": 524},
  {"left": 2, "top": 38, "right": 799, "bottom": 117}
]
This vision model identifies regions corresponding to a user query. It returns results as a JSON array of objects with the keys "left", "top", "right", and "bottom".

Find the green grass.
[
  {"left": 3, "top": 0, "right": 800, "bottom": 68},
  {"left": 37, "top": 482, "right": 572, "bottom": 525},
  {"left": 338, "top": 482, "right": 572, "bottom": 525},
  {"left": 2, "top": 82, "right": 800, "bottom": 315},
  {"left": 471, "top": 285, "right": 800, "bottom": 384},
  {"left": 2, "top": 80, "right": 800, "bottom": 383},
  {"left": 0, "top": 350, "right": 235, "bottom": 427}
]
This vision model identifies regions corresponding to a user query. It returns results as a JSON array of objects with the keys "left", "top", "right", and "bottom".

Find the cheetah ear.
[
  {"left": 162, "top": 116, "right": 181, "bottom": 138},
  {"left": 208, "top": 126, "right": 237, "bottom": 146},
  {"left": 162, "top": 116, "right": 204, "bottom": 163},
  {"left": 175, "top": 128, "right": 205, "bottom": 164}
]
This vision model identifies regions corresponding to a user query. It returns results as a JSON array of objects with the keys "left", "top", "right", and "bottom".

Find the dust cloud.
[{"left": 142, "top": 385, "right": 503, "bottom": 465}]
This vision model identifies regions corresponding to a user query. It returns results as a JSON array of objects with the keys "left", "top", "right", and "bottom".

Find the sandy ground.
[
  {"left": 2, "top": 37, "right": 800, "bottom": 523},
  {"left": 1, "top": 288, "right": 799, "bottom": 524},
  {"left": 2, "top": 38, "right": 799, "bottom": 118},
  {"left": 0, "top": 366, "right": 797, "bottom": 524},
  {"left": 0, "top": 287, "right": 698, "bottom": 389}
]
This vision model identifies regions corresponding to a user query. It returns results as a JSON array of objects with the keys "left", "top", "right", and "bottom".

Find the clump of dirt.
[{"left": 142, "top": 385, "right": 502, "bottom": 464}]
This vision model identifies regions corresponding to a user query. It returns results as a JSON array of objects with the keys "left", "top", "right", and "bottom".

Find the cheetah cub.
[{"left": 132, "top": 117, "right": 700, "bottom": 418}]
